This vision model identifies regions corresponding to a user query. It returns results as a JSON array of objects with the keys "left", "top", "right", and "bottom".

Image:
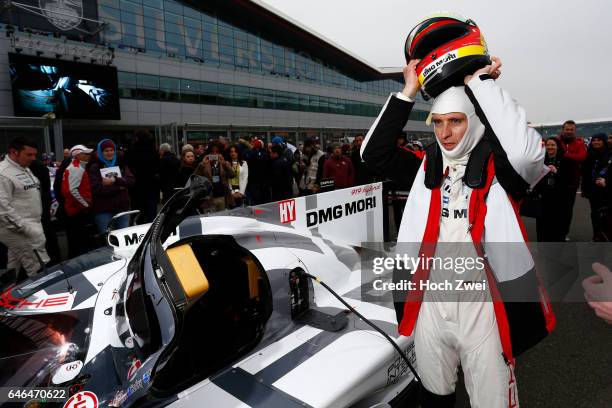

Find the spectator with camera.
[
  {"left": 88, "top": 139, "right": 136, "bottom": 234},
  {"left": 195, "top": 142, "right": 235, "bottom": 211},
  {"left": 582, "top": 133, "right": 611, "bottom": 241}
]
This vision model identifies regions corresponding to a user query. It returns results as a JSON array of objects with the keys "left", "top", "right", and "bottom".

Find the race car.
[{"left": 0, "top": 177, "right": 418, "bottom": 408}]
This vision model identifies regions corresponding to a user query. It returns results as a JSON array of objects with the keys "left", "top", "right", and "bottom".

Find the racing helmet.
[{"left": 405, "top": 12, "right": 491, "bottom": 100}]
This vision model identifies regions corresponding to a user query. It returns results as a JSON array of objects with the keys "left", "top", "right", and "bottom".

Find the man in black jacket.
[
  {"left": 124, "top": 130, "right": 160, "bottom": 223},
  {"left": 159, "top": 143, "right": 181, "bottom": 203},
  {"left": 29, "top": 159, "right": 61, "bottom": 266}
]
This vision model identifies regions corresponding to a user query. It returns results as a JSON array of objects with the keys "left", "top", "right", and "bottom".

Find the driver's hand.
[
  {"left": 583, "top": 262, "right": 612, "bottom": 324},
  {"left": 102, "top": 177, "right": 115, "bottom": 186},
  {"left": 465, "top": 56, "right": 502, "bottom": 84},
  {"left": 401, "top": 59, "right": 421, "bottom": 99}
]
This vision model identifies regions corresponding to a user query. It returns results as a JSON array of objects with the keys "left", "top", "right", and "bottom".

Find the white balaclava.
[{"left": 427, "top": 86, "right": 485, "bottom": 166}]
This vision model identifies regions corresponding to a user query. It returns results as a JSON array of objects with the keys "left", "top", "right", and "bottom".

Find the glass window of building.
[
  {"left": 217, "top": 83, "right": 234, "bottom": 105},
  {"left": 118, "top": 72, "right": 137, "bottom": 98},
  {"left": 136, "top": 73, "right": 160, "bottom": 99},
  {"left": 180, "top": 79, "right": 199, "bottom": 103},
  {"left": 200, "top": 82, "right": 218, "bottom": 105},
  {"left": 159, "top": 76, "right": 180, "bottom": 101},
  {"left": 164, "top": 0, "right": 184, "bottom": 15}
]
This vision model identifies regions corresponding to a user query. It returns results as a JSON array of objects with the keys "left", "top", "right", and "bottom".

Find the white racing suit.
[
  {"left": 361, "top": 75, "right": 555, "bottom": 407},
  {"left": 0, "top": 157, "right": 49, "bottom": 276},
  {"left": 415, "top": 163, "right": 516, "bottom": 407}
]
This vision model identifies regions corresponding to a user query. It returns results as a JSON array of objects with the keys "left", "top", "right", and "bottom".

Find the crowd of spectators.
[
  {"left": 0, "top": 129, "right": 396, "bottom": 281},
  {"left": 1, "top": 124, "right": 610, "bottom": 288},
  {"left": 527, "top": 121, "right": 612, "bottom": 242}
]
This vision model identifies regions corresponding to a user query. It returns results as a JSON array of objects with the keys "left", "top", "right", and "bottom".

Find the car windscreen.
[{"left": 0, "top": 308, "right": 92, "bottom": 387}]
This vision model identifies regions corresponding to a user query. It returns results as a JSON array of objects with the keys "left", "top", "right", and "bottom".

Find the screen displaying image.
[{"left": 8, "top": 53, "right": 120, "bottom": 119}]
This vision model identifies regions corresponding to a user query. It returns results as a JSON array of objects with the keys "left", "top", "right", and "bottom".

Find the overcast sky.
[{"left": 260, "top": 0, "right": 612, "bottom": 124}]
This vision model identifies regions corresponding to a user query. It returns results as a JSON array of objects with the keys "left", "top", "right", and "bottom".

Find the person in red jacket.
[
  {"left": 558, "top": 120, "right": 587, "bottom": 239},
  {"left": 61, "top": 144, "right": 93, "bottom": 258},
  {"left": 322, "top": 142, "right": 354, "bottom": 190}
]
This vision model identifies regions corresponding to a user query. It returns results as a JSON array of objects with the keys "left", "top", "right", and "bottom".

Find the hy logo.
[
  {"left": 278, "top": 199, "right": 296, "bottom": 224},
  {"left": 39, "top": 0, "right": 83, "bottom": 31}
]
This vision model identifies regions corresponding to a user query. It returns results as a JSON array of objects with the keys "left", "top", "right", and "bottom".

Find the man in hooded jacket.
[{"left": 361, "top": 57, "right": 555, "bottom": 407}]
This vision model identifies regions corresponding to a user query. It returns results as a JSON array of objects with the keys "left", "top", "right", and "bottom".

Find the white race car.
[{"left": 0, "top": 177, "right": 418, "bottom": 408}]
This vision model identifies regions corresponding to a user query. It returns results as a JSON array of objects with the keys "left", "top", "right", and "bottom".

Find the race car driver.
[
  {"left": 0, "top": 137, "right": 49, "bottom": 284},
  {"left": 361, "top": 57, "right": 555, "bottom": 407}
]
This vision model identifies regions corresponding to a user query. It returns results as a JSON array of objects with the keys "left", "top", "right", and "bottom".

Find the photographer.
[
  {"left": 195, "top": 144, "right": 235, "bottom": 212},
  {"left": 361, "top": 18, "right": 554, "bottom": 404}
]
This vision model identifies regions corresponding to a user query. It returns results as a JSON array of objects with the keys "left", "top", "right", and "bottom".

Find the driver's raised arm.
[
  {"left": 463, "top": 63, "right": 544, "bottom": 194},
  {"left": 360, "top": 60, "right": 424, "bottom": 187}
]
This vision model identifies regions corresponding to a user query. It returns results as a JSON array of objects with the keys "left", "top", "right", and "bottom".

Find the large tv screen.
[{"left": 8, "top": 53, "right": 120, "bottom": 119}]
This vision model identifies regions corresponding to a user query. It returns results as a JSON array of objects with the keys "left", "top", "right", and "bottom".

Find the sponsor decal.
[
  {"left": 109, "top": 390, "right": 127, "bottom": 407},
  {"left": 0, "top": 289, "right": 73, "bottom": 311},
  {"left": 386, "top": 343, "right": 416, "bottom": 386},
  {"left": 62, "top": 390, "right": 98, "bottom": 408},
  {"left": 124, "top": 337, "right": 134, "bottom": 349},
  {"left": 306, "top": 197, "right": 376, "bottom": 227},
  {"left": 122, "top": 229, "right": 176, "bottom": 246},
  {"left": 278, "top": 199, "right": 296, "bottom": 224},
  {"left": 40, "top": 0, "right": 84, "bottom": 31},
  {"left": 127, "top": 357, "right": 142, "bottom": 381},
  {"left": 124, "top": 232, "right": 146, "bottom": 246},
  {"left": 319, "top": 178, "right": 335, "bottom": 192},
  {"left": 23, "top": 182, "right": 41, "bottom": 190},
  {"left": 422, "top": 50, "right": 458, "bottom": 78},
  {"left": 350, "top": 184, "right": 382, "bottom": 196},
  {"left": 125, "top": 367, "right": 150, "bottom": 397},
  {"left": 52, "top": 360, "right": 83, "bottom": 385}
]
